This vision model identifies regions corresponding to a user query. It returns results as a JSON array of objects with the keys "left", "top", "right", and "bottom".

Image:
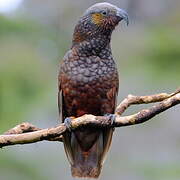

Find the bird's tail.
[
  {"left": 63, "top": 129, "right": 113, "bottom": 178},
  {"left": 71, "top": 132, "right": 103, "bottom": 178}
]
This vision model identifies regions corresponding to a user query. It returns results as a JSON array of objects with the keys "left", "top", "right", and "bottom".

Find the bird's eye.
[{"left": 101, "top": 11, "right": 107, "bottom": 16}]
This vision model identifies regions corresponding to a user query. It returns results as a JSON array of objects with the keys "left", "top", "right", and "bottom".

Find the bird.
[{"left": 58, "top": 2, "right": 128, "bottom": 178}]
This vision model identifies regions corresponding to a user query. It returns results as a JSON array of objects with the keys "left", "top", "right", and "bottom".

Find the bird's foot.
[
  {"left": 104, "top": 113, "right": 116, "bottom": 125},
  {"left": 64, "top": 117, "right": 73, "bottom": 132}
]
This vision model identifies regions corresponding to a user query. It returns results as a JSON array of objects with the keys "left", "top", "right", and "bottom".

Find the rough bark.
[{"left": 0, "top": 88, "right": 179, "bottom": 148}]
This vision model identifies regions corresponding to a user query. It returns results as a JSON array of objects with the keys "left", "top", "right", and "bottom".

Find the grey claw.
[
  {"left": 64, "top": 117, "right": 72, "bottom": 131},
  {"left": 105, "top": 114, "right": 116, "bottom": 125}
]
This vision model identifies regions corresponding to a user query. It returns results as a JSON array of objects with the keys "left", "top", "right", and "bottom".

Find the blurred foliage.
[
  {"left": 0, "top": 151, "right": 47, "bottom": 180},
  {"left": 120, "top": 25, "right": 180, "bottom": 85},
  {"left": 136, "top": 162, "right": 180, "bottom": 180},
  {"left": 146, "top": 26, "right": 180, "bottom": 79},
  {"left": 0, "top": 16, "right": 55, "bottom": 132},
  {"left": 0, "top": 15, "right": 58, "bottom": 180},
  {"left": 0, "top": 15, "right": 41, "bottom": 38}
]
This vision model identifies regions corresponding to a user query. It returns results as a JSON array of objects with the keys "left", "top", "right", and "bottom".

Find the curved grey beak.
[{"left": 116, "top": 8, "right": 129, "bottom": 26}]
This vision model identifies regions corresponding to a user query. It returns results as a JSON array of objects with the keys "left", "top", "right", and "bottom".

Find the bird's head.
[{"left": 73, "top": 2, "right": 129, "bottom": 45}]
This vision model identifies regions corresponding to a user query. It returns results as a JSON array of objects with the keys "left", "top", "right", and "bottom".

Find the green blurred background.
[{"left": 0, "top": 0, "right": 180, "bottom": 180}]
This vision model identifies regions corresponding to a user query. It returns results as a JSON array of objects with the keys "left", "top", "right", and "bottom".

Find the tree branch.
[
  {"left": 4, "top": 122, "right": 41, "bottom": 135},
  {"left": 116, "top": 88, "right": 180, "bottom": 115},
  {"left": 0, "top": 88, "right": 179, "bottom": 148}
]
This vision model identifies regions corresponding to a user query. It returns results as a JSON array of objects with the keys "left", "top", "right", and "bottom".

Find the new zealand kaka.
[{"left": 58, "top": 2, "right": 128, "bottom": 178}]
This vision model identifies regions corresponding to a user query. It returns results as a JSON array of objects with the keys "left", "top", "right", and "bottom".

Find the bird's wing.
[
  {"left": 58, "top": 83, "right": 62, "bottom": 121},
  {"left": 58, "top": 67, "right": 74, "bottom": 165},
  {"left": 101, "top": 77, "right": 119, "bottom": 163},
  {"left": 58, "top": 74, "right": 66, "bottom": 122}
]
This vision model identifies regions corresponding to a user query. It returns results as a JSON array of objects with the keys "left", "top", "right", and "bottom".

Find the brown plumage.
[{"left": 58, "top": 2, "right": 128, "bottom": 178}]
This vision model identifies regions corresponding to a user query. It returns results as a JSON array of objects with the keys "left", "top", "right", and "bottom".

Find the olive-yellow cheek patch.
[{"left": 92, "top": 13, "right": 103, "bottom": 25}]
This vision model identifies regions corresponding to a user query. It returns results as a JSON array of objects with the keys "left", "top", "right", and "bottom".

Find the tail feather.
[
  {"left": 101, "top": 128, "right": 114, "bottom": 164},
  {"left": 63, "top": 129, "right": 113, "bottom": 178},
  {"left": 71, "top": 132, "right": 103, "bottom": 178},
  {"left": 63, "top": 132, "right": 74, "bottom": 165}
]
